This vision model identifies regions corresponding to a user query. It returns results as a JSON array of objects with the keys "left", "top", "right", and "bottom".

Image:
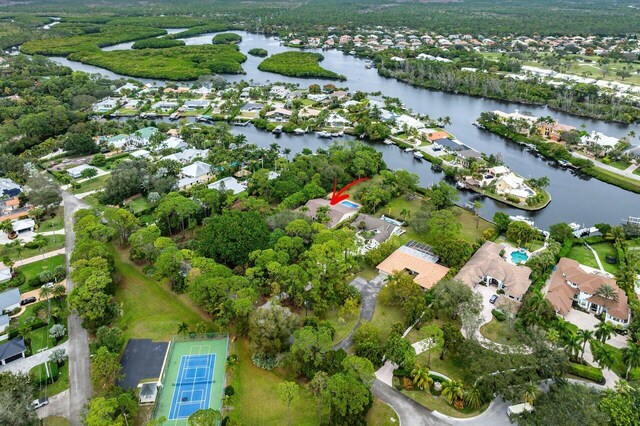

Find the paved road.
[
  {"left": 334, "top": 274, "right": 385, "bottom": 351},
  {"left": 0, "top": 341, "right": 69, "bottom": 374},
  {"left": 62, "top": 191, "right": 92, "bottom": 426},
  {"left": 573, "top": 151, "right": 640, "bottom": 181}
]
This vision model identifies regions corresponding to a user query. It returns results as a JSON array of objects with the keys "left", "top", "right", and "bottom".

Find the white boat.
[
  {"left": 383, "top": 139, "right": 394, "bottom": 145},
  {"left": 414, "top": 152, "right": 424, "bottom": 160},
  {"left": 568, "top": 222, "right": 582, "bottom": 231},
  {"left": 293, "top": 128, "right": 305, "bottom": 135},
  {"left": 509, "top": 215, "right": 535, "bottom": 227},
  {"left": 317, "top": 131, "right": 332, "bottom": 138},
  {"left": 272, "top": 125, "right": 283, "bottom": 135},
  {"left": 404, "top": 147, "right": 414, "bottom": 152},
  {"left": 365, "top": 60, "right": 373, "bottom": 69}
]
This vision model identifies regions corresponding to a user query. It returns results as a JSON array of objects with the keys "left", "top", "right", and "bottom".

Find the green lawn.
[
  {"left": 401, "top": 389, "right": 487, "bottom": 418},
  {"left": 31, "top": 362, "right": 70, "bottom": 398},
  {"left": 479, "top": 318, "right": 519, "bottom": 346},
  {"left": 126, "top": 196, "right": 152, "bottom": 214},
  {"left": 605, "top": 344, "right": 640, "bottom": 380},
  {"left": 567, "top": 245, "right": 600, "bottom": 270},
  {"left": 0, "top": 235, "right": 65, "bottom": 262},
  {"left": 70, "top": 174, "right": 110, "bottom": 195},
  {"left": 38, "top": 208, "right": 64, "bottom": 231},
  {"left": 112, "top": 248, "right": 204, "bottom": 341},
  {"left": 27, "top": 325, "right": 59, "bottom": 353},
  {"left": 567, "top": 243, "right": 619, "bottom": 274},
  {"left": 366, "top": 397, "right": 399, "bottom": 426},
  {"left": 324, "top": 307, "right": 360, "bottom": 344},
  {"left": 591, "top": 243, "right": 619, "bottom": 274},
  {"left": 17, "top": 254, "right": 65, "bottom": 282},
  {"left": 42, "top": 417, "right": 70, "bottom": 426},
  {"left": 370, "top": 300, "right": 405, "bottom": 341},
  {"left": 230, "top": 338, "right": 320, "bottom": 425}
]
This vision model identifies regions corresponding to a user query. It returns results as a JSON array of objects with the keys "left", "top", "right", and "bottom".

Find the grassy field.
[
  {"left": 479, "top": 318, "right": 519, "bottom": 346},
  {"left": 366, "top": 397, "right": 399, "bottom": 425},
  {"left": 31, "top": 362, "right": 70, "bottom": 398},
  {"left": 126, "top": 196, "right": 152, "bottom": 214},
  {"left": 0, "top": 235, "right": 65, "bottom": 262},
  {"left": 567, "top": 242, "right": 619, "bottom": 274},
  {"left": 324, "top": 306, "right": 360, "bottom": 344},
  {"left": 112, "top": 248, "right": 204, "bottom": 341},
  {"left": 28, "top": 324, "right": 61, "bottom": 353},
  {"left": 370, "top": 299, "right": 404, "bottom": 341},
  {"left": 38, "top": 208, "right": 64, "bottom": 231},
  {"left": 230, "top": 338, "right": 320, "bottom": 425}
]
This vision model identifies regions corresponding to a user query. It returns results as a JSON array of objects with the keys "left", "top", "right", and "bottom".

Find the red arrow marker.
[{"left": 330, "top": 177, "right": 370, "bottom": 205}]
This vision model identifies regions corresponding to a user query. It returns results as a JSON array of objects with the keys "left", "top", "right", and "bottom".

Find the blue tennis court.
[{"left": 168, "top": 353, "right": 216, "bottom": 420}]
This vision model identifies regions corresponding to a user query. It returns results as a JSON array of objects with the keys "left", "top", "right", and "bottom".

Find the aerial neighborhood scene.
[{"left": 1, "top": 0, "right": 640, "bottom": 425}]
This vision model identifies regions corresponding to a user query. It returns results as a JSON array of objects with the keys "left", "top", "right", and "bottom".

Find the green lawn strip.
[
  {"left": 0, "top": 235, "right": 65, "bottom": 262},
  {"left": 479, "top": 318, "right": 519, "bottom": 346},
  {"left": 401, "top": 389, "right": 487, "bottom": 418},
  {"left": 324, "top": 307, "right": 360, "bottom": 344},
  {"left": 370, "top": 300, "right": 404, "bottom": 341},
  {"left": 366, "top": 397, "right": 400, "bottom": 426},
  {"left": 258, "top": 51, "right": 346, "bottom": 80},
  {"left": 112, "top": 248, "right": 204, "bottom": 341},
  {"left": 591, "top": 243, "right": 619, "bottom": 274},
  {"left": 70, "top": 174, "right": 110, "bottom": 194},
  {"left": 230, "top": 339, "right": 320, "bottom": 425},
  {"left": 42, "top": 417, "right": 70, "bottom": 426},
  {"left": 27, "top": 324, "right": 61, "bottom": 353},
  {"left": 605, "top": 344, "right": 640, "bottom": 379}
]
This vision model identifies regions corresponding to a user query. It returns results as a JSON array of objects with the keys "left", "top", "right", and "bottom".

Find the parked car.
[
  {"left": 489, "top": 295, "right": 498, "bottom": 304},
  {"left": 21, "top": 296, "right": 37, "bottom": 306},
  {"left": 31, "top": 397, "right": 48, "bottom": 409}
]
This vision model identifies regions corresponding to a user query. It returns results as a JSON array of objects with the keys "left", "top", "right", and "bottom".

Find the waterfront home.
[
  {"left": 162, "top": 149, "right": 208, "bottom": 165},
  {"left": 128, "top": 127, "right": 158, "bottom": 148},
  {"left": 180, "top": 161, "right": 212, "bottom": 182},
  {"left": 546, "top": 258, "right": 630, "bottom": 327},
  {"left": 208, "top": 177, "right": 246, "bottom": 195},
  {"left": 580, "top": 131, "right": 619, "bottom": 151},
  {"left": 0, "top": 338, "right": 26, "bottom": 366},
  {"left": 158, "top": 136, "right": 187, "bottom": 151},
  {"left": 433, "top": 138, "right": 464, "bottom": 152},
  {"left": 183, "top": 100, "right": 211, "bottom": 110},
  {"left": 240, "top": 102, "right": 264, "bottom": 112},
  {"left": 352, "top": 214, "right": 402, "bottom": 251},
  {"left": 265, "top": 108, "right": 292, "bottom": 122},
  {"left": 537, "top": 121, "right": 576, "bottom": 142},
  {"left": 115, "top": 82, "right": 139, "bottom": 94},
  {"left": 494, "top": 172, "right": 535, "bottom": 200},
  {"left": 66, "top": 164, "right": 98, "bottom": 179},
  {"left": 93, "top": 97, "right": 119, "bottom": 113},
  {"left": 455, "top": 241, "right": 532, "bottom": 302},
  {"left": 457, "top": 149, "right": 483, "bottom": 168},
  {"left": 377, "top": 241, "right": 449, "bottom": 290},
  {"left": 150, "top": 100, "right": 178, "bottom": 111},
  {"left": 300, "top": 107, "right": 321, "bottom": 119},
  {"left": 12, "top": 218, "right": 35, "bottom": 234},
  {"left": 396, "top": 114, "right": 424, "bottom": 130},
  {"left": 298, "top": 198, "right": 359, "bottom": 228},
  {"left": 325, "top": 113, "right": 350, "bottom": 128},
  {"left": 0, "top": 288, "right": 21, "bottom": 314},
  {"left": 270, "top": 86, "right": 290, "bottom": 99},
  {"left": 425, "top": 131, "right": 450, "bottom": 142}
]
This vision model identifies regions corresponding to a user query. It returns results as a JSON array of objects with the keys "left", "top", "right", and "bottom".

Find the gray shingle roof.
[
  {"left": 0, "top": 338, "right": 26, "bottom": 361},
  {"left": 0, "top": 288, "right": 20, "bottom": 310}
]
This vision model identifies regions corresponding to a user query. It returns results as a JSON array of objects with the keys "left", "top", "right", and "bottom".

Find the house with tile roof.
[
  {"left": 377, "top": 241, "right": 449, "bottom": 290},
  {"left": 298, "top": 198, "right": 359, "bottom": 229},
  {"left": 545, "top": 258, "right": 630, "bottom": 327},
  {"left": 455, "top": 241, "right": 532, "bottom": 301}
]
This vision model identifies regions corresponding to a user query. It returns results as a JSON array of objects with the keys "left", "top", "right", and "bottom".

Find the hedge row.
[{"left": 569, "top": 362, "right": 604, "bottom": 383}]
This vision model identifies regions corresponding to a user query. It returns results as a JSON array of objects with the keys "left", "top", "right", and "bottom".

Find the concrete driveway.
[
  {"left": 565, "top": 309, "right": 628, "bottom": 349},
  {"left": 465, "top": 284, "right": 498, "bottom": 338}
]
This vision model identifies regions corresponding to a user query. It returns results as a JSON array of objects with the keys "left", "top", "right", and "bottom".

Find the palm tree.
[
  {"left": 225, "top": 354, "right": 238, "bottom": 372},
  {"left": 595, "top": 322, "right": 613, "bottom": 343},
  {"left": 39, "top": 285, "right": 53, "bottom": 319},
  {"left": 591, "top": 340, "right": 616, "bottom": 369},
  {"left": 594, "top": 284, "right": 619, "bottom": 302},
  {"left": 52, "top": 284, "right": 66, "bottom": 304},
  {"left": 605, "top": 226, "right": 625, "bottom": 244},
  {"left": 621, "top": 342, "right": 640, "bottom": 380},
  {"left": 577, "top": 329, "right": 593, "bottom": 362},
  {"left": 563, "top": 332, "right": 581, "bottom": 361},
  {"left": 463, "top": 385, "right": 483, "bottom": 409},
  {"left": 521, "top": 383, "right": 541, "bottom": 405},
  {"left": 442, "top": 380, "right": 464, "bottom": 405},
  {"left": 177, "top": 321, "right": 189, "bottom": 335},
  {"left": 473, "top": 201, "right": 482, "bottom": 228},
  {"left": 410, "top": 364, "right": 433, "bottom": 391}
]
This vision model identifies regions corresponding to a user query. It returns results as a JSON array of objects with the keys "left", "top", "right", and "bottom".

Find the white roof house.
[
  {"left": 66, "top": 164, "right": 98, "bottom": 179},
  {"left": 12, "top": 218, "right": 35, "bottom": 233},
  {"left": 580, "top": 131, "right": 619, "bottom": 149},
  {"left": 93, "top": 98, "right": 119, "bottom": 112},
  {"left": 0, "top": 288, "right": 20, "bottom": 313},
  {"left": 162, "top": 149, "right": 208, "bottom": 164},
  {"left": 180, "top": 161, "right": 211, "bottom": 179},
  {"left": 159, "top": 137, "right": 187, "bottom": 151},
  {"left": 0, "top": 268, "right": 11, "bottom": 284},
  {"left": 183, "top": 100, "right": 211, "bottom": 110},
  {"left": 130, "top": 149, "right": 151, "bottom": 159},
  {"left": 488, "top": 166, "right": 510, "bottom": 176},
  {"left": 208, "top": 177, "right": 246, "bottom": 195},
  {"left": 396, "top": 114, "right": 425, "bottom": 130}
]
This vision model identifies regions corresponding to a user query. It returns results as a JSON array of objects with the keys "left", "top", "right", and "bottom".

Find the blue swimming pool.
[
  {"left": 341, "top": 200, "right": 360, "bottom": 209},
  {"left": 511, "top": 250, "right": 529, "bottom": 264}
]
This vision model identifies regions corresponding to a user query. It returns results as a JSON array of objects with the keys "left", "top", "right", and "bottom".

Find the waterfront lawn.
[
  {"left": 567, "top": 243, "right": 618, "bottom": 274},
  {"left": 592, "top": 243, "right": 619, "bottom": 274},
  {"left": 366, "top": 398, "right": 400, "bottom": 426},
  {"left": 567, "top": 245, "right": 600, "bottom": 270},
  {"left": 230, "top": 338, "right": 320, "bottom": 425},
  {"left": 0, "top": 235, "right": 65, "bottom": 262},
  {"left": 258, "top": 51, "right": 346, "bottom": 80},
  {"left": 112, "top": 248, "right": 203, "bottom": 340}
]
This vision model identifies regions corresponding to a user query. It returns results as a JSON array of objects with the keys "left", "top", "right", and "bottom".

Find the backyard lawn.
[
  {"left": 126, "top": 196, "right": 152, "bottom": 214},
  {"left": 324, "top": 306, "right": 360, "bottom": 344},
  {"left": 230, "top": 338, "right": 320, "bottom": 425},
  {"left": 479, "top": 318, "right": 519, "bottom": 346},
  {"left": 38, "top": 208, "right": 64, "bottom": 231},
  {"left": 112, "top": 248, "right": 204, "bottom": 341},
  {"left": 567, "top": 245, "right": 600, "bottom": 270},
  {"left": 370, "top": 299, "right": 404, "bottom": 341},
  {"left": 18, "top": 254, "right": 65, "bottom": 282},
  {"left": 567, "top": 242, "right": 619, "bottom": 274}
]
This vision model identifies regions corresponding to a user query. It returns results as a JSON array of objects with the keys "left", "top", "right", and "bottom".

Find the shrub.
[
  {"left": 224, "top": 385, "right": 235, "bottom": 396},
  {"left": 569, "top": 362, "right": 604, "bottom": 383},
  {"left": 28, "top": 276, "right": 42, "bottom": 288},
  {"left": 492, "top": 309, "right": 507, "bottom": 321},
  {"left": 402, "top": 377, "right": 414, "bottom": 390},
  {"left": 251, "top": 354, "right": 278, "bottom": 370},
  {"left": 10, "top": 271, "right": 25, "bottom": 288}
]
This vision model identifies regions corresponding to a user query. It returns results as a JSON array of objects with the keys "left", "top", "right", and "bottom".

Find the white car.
[{"left": 31, "top": 397, "right": 48, "bottom": 410}]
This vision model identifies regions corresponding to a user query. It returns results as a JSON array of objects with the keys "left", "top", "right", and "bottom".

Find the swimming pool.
[
  {"left": 511, "top": 250, "right": 529, "bottom": 264},
  {"left": 340, "top": 200, "right": 360, "bottom": 209}
]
